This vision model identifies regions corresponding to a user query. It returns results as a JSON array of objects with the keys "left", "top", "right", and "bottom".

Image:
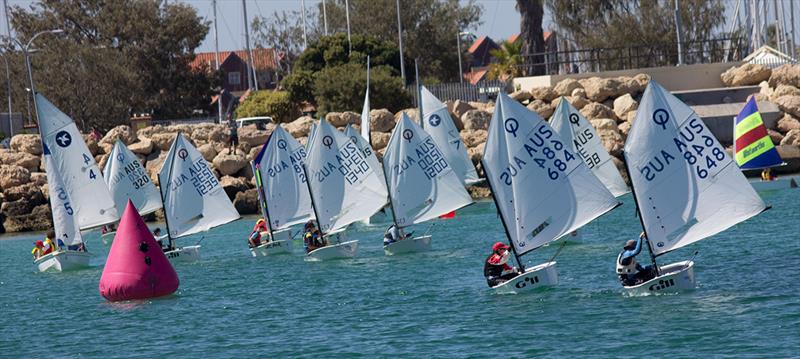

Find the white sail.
[
  {"left": 304, "top": 119, "right": 388, "bottom": 232},
  {"left": 253, "top": 125, "right": 315, "bottom": 230},
  {"left": 360, "top": 88, "right": 371, "bottom": 141},
  {"left": 307, "top": 121, "right": 318, "bottom": 151},
  {"left": 421, "top": 86, "right": 480, "bottom": 185},
  {"left": 483, "top": 93, "right": 618, "bottom": 255},
  {"left": 159, "top": 133, "right": 240, "bottom": 238},
  {"left": 43, "top": 147, "right": 83, "bottom": 246},
  {"left": 103, "top": 139, "right": 163, "bottom": 216},
  {"left": 624, "top": 81, "right": 766, "bottom": 256},
  {"left": 344, "top": 124, "right": 387, "bottom": 192},
  {"left": 35, "top": 93, "right": 119, "bottom": 230},
  {"left": 550, "top": 98, "right": 629, "bottom": 197},
  {"left": 383, "top": 113, "right": 473, "bottom": 226}
]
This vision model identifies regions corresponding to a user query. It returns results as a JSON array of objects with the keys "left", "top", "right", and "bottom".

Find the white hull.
[
  {"left": 623, "top": 260, "right": 696, "bottom": 295},
  {"left": 306, "top": 239, "right": 359, "bottom": 261},
  {"left": 749, "top": 178, "right": 798, "bottom": 192},
  {"left": 34, "top": 251, "right": 92, "bottom": 272},
  {"left": 101, "top": 231, "right": 116, "bottom": 245},
  {"left": 250, "top": 239, "right": 293, "bottom": 257},
  {"left": 492, "top": 261, "right": 558, "bottom": 294},
  {"left": 165, "top": 245, "right": 201, "bottom": 263},
  {"left": 383, "top": 235, "right": 432, "bottom": 255}
]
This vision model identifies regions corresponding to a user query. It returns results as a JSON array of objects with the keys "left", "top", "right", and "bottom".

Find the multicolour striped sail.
[{"left": 734, "top": 97, "right": 783, "bottom": 169}]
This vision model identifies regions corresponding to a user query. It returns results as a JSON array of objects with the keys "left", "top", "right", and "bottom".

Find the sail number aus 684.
[
  {"left": 499, "top": 123, "right": 576, "bottom": 185},
  {"left": 637, "top": 118, "right": 727, "bottom": 182}
]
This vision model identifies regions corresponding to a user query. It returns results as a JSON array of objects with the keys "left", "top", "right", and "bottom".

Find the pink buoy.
[{"left": 99, "top": 200, "right": 179, "bottom": 301}]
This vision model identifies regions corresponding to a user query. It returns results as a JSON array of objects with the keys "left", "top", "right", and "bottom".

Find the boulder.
[
  {"left": 0, "top": 150, "right": 39, "bottom": 172},
  {"left": 325, "top": 112, "right": 343, "bottom": 127},
  {"left": 340, "top": 111, "right": 361, "bottom": 127},
  {"left": 618, "top": 121, "right": 632, "bottom": 138},
  {"left": 97, "top": 153, "right": 111, "bottom": 171},
  {"left": 9, "top": 134, "right": 42, "bottom": 155},
  {"left": 462, "top": 130, "right": 488, "bottom": 148},
  {"left": 286, "top": 116, "right": 315, "bottom": 138},
  {"left": 212, "top": 150, "right": 248, "bottom": 176},
  {"left": 128, "top": 137, "right": 154, "bottom": 155},
  {"left": 554, "top": 78, "right": 582, "bottom": 96},
  {"left": 613, "top": 93, "right": 638, "bottom": 119},
  {"left": 248, "top": 145, "right": 264, "bottom": 161},
  {"left": 233, "top": 188, "right": 260, "bottom": 215},
  {"left": 0, "top": 165, "right": 30, "bottom": 189},
  {"left": 83, "top": 134, "right": 102, "bottom": 156},
  {"left": 580, "top": 77, "right": 619, "bottom": 102},
  {"left": 100, "top": 125, "right": 138, "bottom": 147},
  {"left": 509, "top": 90, "right": 532, "bottom": 102},
  {"left": 619, "top": 76, "right": 645, "bottom": 94},
  {"left": 2, "top": 182, "right": 46, "bottom": 205},
  {"left": 150, "top": 133, "right": 177, "bottom": 151},
  {"left": 625, "top": 111, "right": 637, "bottom": 124},
  {"left": 530, "top": 87, "right": 558, "bottom": 102},
  {"left": 768, "top": 64, "right": 800, "bottom": 88},
  {"left": 468, "top": 142, "right": 485, "bottom": 164},
  {"left": 450, "top": 100, "right": 475, "bottom": 119},
  {"left": 30, "top": 172, "right": 47, "bottom": 186},
  {"left": 774, "top": 95, "right": 800, "bottom": 118},
  {"left": 238, "top": 124, "right": 271, "bottom": 147},
  {"left": 466, "top": 185, "right": 491, "bottom": 199},
  {"left": 720, "top": 63, "right": 771, "bottom": 86},
  {"left": 2, "top": 203, "right": 52, "bottom": 232},
  {"left": 777, "top": 114, "right": 800, "bottom": 134},
  {"left": 145, "top": 151, "right": 167, "bottom": 185},
  {"left": 371, "top": 132, "right": 391, "bottom": 150},
  {"left": 220, "top": 175, "right": 250, "bottom": 201},
  {"left": 370, "top": 109, "right": 396, "bottom": 132},
  {"left": 197, "top": 143, "right": 218, "bottom": 162},
  {"left": 580, "top": 102, "right": 617, "bottom": 121},
  {"left": 781, "top": 129, "right": 800, "bottom": 146},
  {"left": 566, "top": 95, "right": 589, "bottom": 110},
  {"left": 633, "top": 73, "right": 651, "bottom": 88},
  {"left": 526, "top": 100, "right": 554, "bottom": 119},
  {"left": 597, "top": 128, "right": 625, "bottom": 157},
  {"left": 394, "top": 108, "right": 419, "bottom": 123},
  {"left": 461, "top": 110, "right": 492, "bottom": 131},
  {"left": 770, "top": 85, "right": 800, "bottom": 101},
  {"left": 590, "top": 118, "right": 619, "bottom": 132},
  {"left": 571, "top": 88, "right": 587, "bottom": 99}
]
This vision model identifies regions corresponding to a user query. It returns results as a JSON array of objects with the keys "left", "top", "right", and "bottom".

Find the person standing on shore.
[{"left": 228, "top": 116, "right": 239, "bottom": 154}]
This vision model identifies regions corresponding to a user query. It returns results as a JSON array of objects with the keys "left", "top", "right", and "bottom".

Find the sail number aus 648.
[
  {"left": 499, "top": 123, "right": 576, "bottom": 185},
  {"left": 637, "top": 118, "right": 727, "bottom": 182}
]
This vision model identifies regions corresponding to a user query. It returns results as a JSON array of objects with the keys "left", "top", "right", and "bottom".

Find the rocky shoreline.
[{"left": 2, "top": 64, "right": 799, "bottom": 234}]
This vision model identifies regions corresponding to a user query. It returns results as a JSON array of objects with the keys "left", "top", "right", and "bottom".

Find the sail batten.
[
  {"left": 35, "top": 93, "right": 119, "bottom": 230},
  {"left": 383, "top": 114, "right": 473, "bottom": 226},
  {"left": 483, "top": 93, "right": 618, "bottom": 256},
  {"left": 103, "top": 139, "right": 163, "bottom": 216},
  {"left": 550, "top": 98, "right": 629, "bottom": 197},
  {"left": 625, "top": 82, "right": 766, "bottom": 255}
]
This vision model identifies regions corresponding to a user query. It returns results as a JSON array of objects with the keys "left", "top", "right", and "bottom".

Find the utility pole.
[
  {"left": 301, "top": 0, "right": 308, "bottom": 49},
  {"left": 396, "top": 0, "right": 405, "bottom": 83},
  {"left": 242, "top": 0, "right": 256, "bottom": 91},
  {"left": 322, "top": 0, "right": 328, "bottom": 36},
  {"left": 345, "top": 0, "right": 352, "bottom": 53},
  {"left": 2, "top": 0, "right": 11, "bottom": 136},
  {"left": 791, "top": 0, "right": 796, "bottom": 59},
  {"left": 674, "top": 0, "right": 684, "bottom": 65},
  {"left": 213, "top": 0, "right": 222, "bottom": 123},
  {"left": 456, "top": 31, "right": 464, "bottom": 84}
]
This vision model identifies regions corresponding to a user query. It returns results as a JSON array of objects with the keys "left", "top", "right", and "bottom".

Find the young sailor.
[
  {"left": 761, "top": 168, "right": 776, "bottom": 181},
  {"left": 248, "top": 219, "right": 269, "bottom": 248},
  {"left": 42, "top": 230, "right": 58, "bottom": 255},
  {"left": 302, "top": 221, "right": 326, "bottom": 253},
  {"left": 483, "top": 242, "right": 521, "bottom": 287},
  {"left": 615, "top": 233, "right": 656, "bottom": 286},
  {"left": 383, "top": 224, "right": 412, "bottom": 246},
  {"left": 31, "top": 240, "right": 44, "bottom": 259}
]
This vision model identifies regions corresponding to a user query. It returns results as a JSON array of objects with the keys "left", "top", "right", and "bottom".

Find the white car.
[{"left": 235, "top": 116, "right": 273, "bottom": 130}]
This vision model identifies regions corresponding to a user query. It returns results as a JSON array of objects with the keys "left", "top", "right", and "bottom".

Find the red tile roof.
[
  {"left": 191, "top": 48, "right": 279, "bottom": 71},
  {"left": 467, "top": 36, "right": 490, "bottom": 54}
]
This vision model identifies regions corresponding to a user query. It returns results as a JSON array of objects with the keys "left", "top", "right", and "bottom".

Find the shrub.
[
  {"left": 235, "top": 90, "right": 299, "bottom": 123},
  {"left": 282, "top": 69, "right": 316, "bottom": 106},
  {"left": 313, "top": 63, "right": 411, "bottom": 115}
]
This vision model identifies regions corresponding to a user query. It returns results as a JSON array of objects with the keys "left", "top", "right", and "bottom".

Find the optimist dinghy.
[
  {"left": 302, "top": 119, "right": 388, "bottom": 261},
  {"left": 621, "top": 81, "right": 767, "bottom": 295},
  {"left": 34, "top": 93, "right": 120, "bottom": 272},
  {"left": 381, "top": 113, "right": 472, "bottom": 255},
  {"left": 158, "top": 133, "right": 240, "bottom": 262},
  {"left": 733, "top": 96, "right": 797, "bottom": 192},
  {"left": 249, "top": 125, "right": 315, "bottom": 256},
  {"left": 482, "top": 93, "right": 620, "bottom": 294}
]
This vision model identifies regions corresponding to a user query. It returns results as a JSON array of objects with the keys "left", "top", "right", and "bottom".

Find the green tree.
[
  {"left": 235, "top": 91, "right": 299, "bottom": 123},
  {"left": 487, "top": 41, "right": 522, "bottom": 81},
  {"left": 313, "top": 63, "right": 411, "bottom": 114},
  {"left": 6, "top": 0, "right": 217, "bottom": 130}
]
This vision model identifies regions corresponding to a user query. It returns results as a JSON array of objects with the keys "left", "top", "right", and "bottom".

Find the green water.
[{"left": 1, "top": 190, "right": 798, "bottom": 357}]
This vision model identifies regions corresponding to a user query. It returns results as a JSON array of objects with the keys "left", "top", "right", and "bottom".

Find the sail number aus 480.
[{"left": 499, "top": 123, "right": 577, "bottom": 185}]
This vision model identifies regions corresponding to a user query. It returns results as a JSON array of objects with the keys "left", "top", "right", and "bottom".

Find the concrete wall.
[{"left": 514, "top": 62, "right": 741, "bottom": 92}]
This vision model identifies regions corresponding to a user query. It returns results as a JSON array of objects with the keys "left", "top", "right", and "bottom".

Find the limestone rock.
[
  {"left": 0, "top": 150, "right": 39, "bottom": 172},
  {"left": 150, "top": 133, "right": 176, "bottom": 151},
  {"left": 30, "top": 172, "right": 47, "bottom": 186},
  {"left": 238, "top": 124, "right": 272, "bottom": 147},
  {"left": 774, "top": 95, "right": 800, "bottom": 118},
  {"left": 197, "top": 143, "right": 218, "bottom": 162},
  {"left": 566, "top": 95, "right": 589, "bottom": 110},
  {"left": 450, "top": 100, "right": 475, "bottom": 119},
  {"left": 461, "top": 110, "right": 492, "bottom": 131},
  {"left": 0, "top": 165, "right": 30, "bottom": 189},
  {"left": 340, "top": 111, "right": 361, "bottom": 127},
  {"left": 781, "top": 129, "right": 800, "bottom": 146},
  {"left": 530, "top": 87, "right": 558, "bottom": 102},
  {"left": 100, "top": 125, "right": 138, "bottom": 147},
  {"left": 248, "top": 145, "right": 264, "bottom": 161},
  {"left": 590, "top": 118, "right": 619, "bottom": 132},
  {"left": 2, "top": 203, "right": 52, "bottom": 232},
  {"left": 9, "top": 134, "right": 42, "bottom": 155},
  {"left": 286, "top": 116, "right": 315, "bottom": 138},
  {"left": 83, "top": 134, "right": 102, "bottom": 156},
  {"left": 233, "top": 188, "right": 260, "bottom": 215},
  {"left": 771, "top": 85, "right": 800, "bottom": 101},
  {"left": 371, "top": 132, "right": 391, "bottom": 150},
  {"left": 370, "top": 109, "right": 396, "bottom": 132},
  {"left": 613, "top": 93, "right": 638, "bottom": 119},
  {"left": 326, "top": 111, "right": 360, "bottom": 127},
  {"left": 768, "top": 64, "right": 800, "bottom": 88},
  {"left": 777, "top": 114, "right": 800, "bottom": 134},
  {"left": 554, "top": 78, "right": 582, "bottom": 96},
  {"left": 145, "top": 151, "right": 167, "bottom": 185},
  {"left": 2, "top": 182, "right": 46, "bottom": 204},
  {"left": 128, "top": 137, "right": 154, "bottom": 155},
  {"left": 618, "top": 121, "right": 632, "bottom": 138},
  {"left": 580, "top": 77, "right": 620, "bottom": 102},
  {"left": 462, "top": 130, "right": 487, "bottom": 148},
  {"left": 768, "top": 129, "right": 784, "bottom": 145},
  {"left": 466, "top": 185, "right": 491, "bottom": 199},
  {"left": 580, "top": 102, "right": 617, "bottom": 121},
  {"left": 597, "top": 128, "right": 625, "bottom": 157},
  {"left": 721, "top": 63, "right": 772, "bottom": 86},
  {"left": 394, "top": 108, "right": 419, "bottom": 124},
  {"left": 212, "top": 150, "right": 248, "bottom": 176},
  {"left": 571, "top": 88, "right": 587, "bottom": 99},
  {"left": 468, "top": 143, "right": 485, "bottom": 164},
  {"left": 633, "top": 73, "right": 651, "bottom": 88},
  {"left": 509, "top": 90, "right": 532, "bottom": 102},
  {"left": 220, "top": 175, "right": 249, "bottom": 201},
  {"left": 526, "top": 100, "right": 554, "bottom": 119}
]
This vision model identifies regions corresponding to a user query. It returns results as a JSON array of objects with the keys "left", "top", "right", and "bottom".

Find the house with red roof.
[
  {"left": 463, "top": 32, "right": 557, "bottom": 84},
  {"left": 190, "top": 48, "right": 280, "bottom": 95}
]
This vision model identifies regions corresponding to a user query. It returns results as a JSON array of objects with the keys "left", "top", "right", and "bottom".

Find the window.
[{"left": 228, "top": 71, "right": 241, "bottom": 85}]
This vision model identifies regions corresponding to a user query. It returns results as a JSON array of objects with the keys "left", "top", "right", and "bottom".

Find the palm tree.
[{"left": 487, "top": 40, "right": 522, "bottom": 81}]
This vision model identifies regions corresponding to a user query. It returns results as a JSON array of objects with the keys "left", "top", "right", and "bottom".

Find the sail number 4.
[
  {"left": 82, "top": 153, "right": 98, "bottom": 180},
  {"left": 638, "top": 118, "right": 726, "bottom": 182},
  {"left": 500, "top": 123, "right": 576, "bottom": 185}
]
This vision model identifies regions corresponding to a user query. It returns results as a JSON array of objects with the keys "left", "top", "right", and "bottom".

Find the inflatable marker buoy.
[{"left": 99, "top": 200, "right": 179, "bottom": 301}]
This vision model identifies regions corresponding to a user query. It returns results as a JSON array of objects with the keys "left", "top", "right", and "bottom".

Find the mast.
[
  {"left": 213, "top": 0, "right": 222, "bottom": 123},
  {"left": 301, "top": 162, "right": 324, "bottom": 237},
  {"left": 621, "top": 154, "right": 660, "bottom": 276},
  {"left": 300, "top": 0, "right": 308, "bottom": 49},
  {"left": 380, "top": 152, "right": 400, "bottom": 231},
  {"left": 366, "top": 56, "right": 372, "bottom": 148},
  {"left": 158, "top": 134, "right": 181, "bottom": 250},
  {"left": 395, "top": 0, "right": 405, "bottom": 83},
  {"left": 415, "top": 59, "right": 423, "bottom": 126},
  {"left": 481, "top": 159, "right": 525, "bottom": 273},
  {"left": 242, "top": 0, "right": 256, "bottom": 91},
  {"left": 345, "top": 0, "right": 352, "bottom": 53}
]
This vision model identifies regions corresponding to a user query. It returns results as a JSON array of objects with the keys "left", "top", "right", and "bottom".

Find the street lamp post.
[
  {"left": 0, "top": 50, "right": 12, "bottom": 136},
  {"left": 396, "top": 0, "right": 405, "bottom": 83},
  {"left": 456, "top": 31, "right": 470, "bottom": 84}
]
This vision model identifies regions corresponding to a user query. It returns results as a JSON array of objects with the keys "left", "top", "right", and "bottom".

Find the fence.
[
  {"left": 409, "top": 80, "right": 510, "bottom": 105},
  {"left": 518, "top": 37, "right": 753, "bottom": 75}
]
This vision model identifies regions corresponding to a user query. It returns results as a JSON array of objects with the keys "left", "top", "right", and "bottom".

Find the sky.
[{"left": 1, "top": 0, "right": 798, "bottom": 55}]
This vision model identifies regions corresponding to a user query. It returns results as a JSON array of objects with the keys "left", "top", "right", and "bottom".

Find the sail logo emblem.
[
  {"left": 514, "top": 275, "right": 540, "bottom": 289},
  {"left": 504, "top": 117, "right": 519, "bottom": 137},
  {"left": 569, "top": 113, "right": 580, "bottom": 125},
  {"left": 177, "top": 148, "right": 189, "bottom": 161},
  {"left": 402, "top": 129, "right": 414, "bottom": 142},
  {"left": 648, "top": 278, "right": 675, "bottom": 291},
  {"left": 428, "top": 114, "right": 441, "bottom": 127},
  {"left": 117, "top": 152, "right": 125, "bottom": 162},
  {"left": 657, "top": 242, "right": 664, "bottom": 247},
  {"left": 277, "top": 139, "right": 287, "bottom": 150},
  {"left": 322, "top": 135, "right": 333, "bottom": 149},
  {"left": 349, "top": 135, "right": 359, "bottom": 144},
  {"left": 55, "top": 131, "right": 72, "bottom": 148},
  {"left": 652, "top": 109, "right": 669, "bottom": 130}
]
